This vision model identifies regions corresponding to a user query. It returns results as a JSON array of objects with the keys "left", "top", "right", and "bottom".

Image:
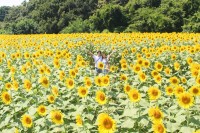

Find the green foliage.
[
  {"left": 90, "top": 4, "right": 127, "bottom": 32},
  {"left": 0, "top": 0, "right": 199, "bottom": 33},
  {"left": 11, "top": 18, "right": 39, "bottom": 34},
  {"left": 0, "top": 6, "right": 11, "bottom": 21},
  {"left": 61, "top": 18, "right": 91, "bottom": 33},
  {"left": 125, "top": 8, "right": 173, "bottom": 32},
  {"left": 182, "top": 11, "right": 200, "bottom": 32}
]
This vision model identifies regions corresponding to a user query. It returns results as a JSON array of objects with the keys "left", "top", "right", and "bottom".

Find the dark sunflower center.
[
  {"left": 55, "top": 114, "right": 61, "bottom": 120},
  {"left": 154, "top": 111, "right": 161, "bottom": 119},
  {"left": 157, "top": 125, "right": 164, "bottom": 133},
  {"left": 152, "top": 90, "right": 158, "bottom": 96},
  {"left": 26, "top": 117, "right": 31, "bottom": 124},
  {"left": 81, "top": 89, "right": 86, "bottom": 95},
  {"left": 103, "top": 119, "right": 113, "bottom": 129},
  {"left": 5, "top": 94, "right": 10, "bottom": 101},
  {"left": 100, "top": 94, "right": 105, "bottom": 101},
  {"left": 193, "top": 88, "right": 198, "bottom": 94},
  {"left": 69, "top": 80, "right": 73, "bottom": 86},
  {"left": 182, "top": 96, "right": 190, "bottom": 104},
  {"left": 40, "top": 107, "right": 45, "bottom": 113},
  {"left": 43, "top": 78, "right": 48, "bottom": 84}
]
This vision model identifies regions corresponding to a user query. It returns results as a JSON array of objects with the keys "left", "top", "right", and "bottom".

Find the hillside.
[{"left": 0, "top": 0, "right": 199, "bottom": 34}]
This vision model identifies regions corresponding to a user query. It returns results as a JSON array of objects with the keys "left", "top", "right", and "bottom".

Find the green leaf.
[
  {"left": 166, "top": 122, "right": 180, "bottom": 132},
  {"left": 121, "top": 118, "right": 135, "bottom": 128},
  {"left": 180, "top": 127, "right": 195, "bottom": 133}
]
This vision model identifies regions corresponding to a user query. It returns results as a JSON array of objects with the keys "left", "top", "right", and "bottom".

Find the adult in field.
[
  {"left": 88, "top": 50, "right": 103, "bottom": 75},
  {"left": 102, "top": 50, "right": 116, "bottom": 74}
]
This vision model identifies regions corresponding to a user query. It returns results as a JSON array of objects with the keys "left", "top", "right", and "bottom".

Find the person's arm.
[
  {"left": 86, "top": 48, "right": 94, "bottom": 57},
  {"left": 107, "top": 50, "right": 116, "bottom": 61}
]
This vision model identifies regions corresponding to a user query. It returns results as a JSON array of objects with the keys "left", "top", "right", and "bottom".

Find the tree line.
[{"left": 0, "top": 0, "right": 199, "bottom": 34}]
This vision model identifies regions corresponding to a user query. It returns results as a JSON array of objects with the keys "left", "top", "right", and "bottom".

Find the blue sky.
[{"left": 0, "top": 0, "right": 29, "bottom": 7}]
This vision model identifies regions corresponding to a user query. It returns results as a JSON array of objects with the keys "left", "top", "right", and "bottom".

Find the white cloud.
[{"left": 0, "top": 0, "right": 29, "bottom": 7}]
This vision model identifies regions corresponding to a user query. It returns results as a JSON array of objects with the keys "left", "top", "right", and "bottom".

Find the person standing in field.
[
  {"left": 88, "top": 50, "right": 103, "bottom": 75},
  {"left": 102, "top": 50, "right": 116, "bottom": 74}
]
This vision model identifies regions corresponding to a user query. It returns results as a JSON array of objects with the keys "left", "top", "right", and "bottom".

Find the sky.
[{"left": 0, "top": 0, "right": 29, "bottom": 7}]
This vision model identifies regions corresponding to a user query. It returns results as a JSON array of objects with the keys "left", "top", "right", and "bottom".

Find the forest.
[{"left": 0, "top": 0, "right": 199, "bottom": 34}]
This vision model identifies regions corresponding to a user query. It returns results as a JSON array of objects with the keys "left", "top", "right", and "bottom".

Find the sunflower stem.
[
  {"left": 186, "top": 109, "right": 190, "bottom": 126},
  {"left": 138, "top": 102, "right": 141, "bottom": 133}
]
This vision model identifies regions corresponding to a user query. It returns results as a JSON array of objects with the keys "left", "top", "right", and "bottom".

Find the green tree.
[
  {"left": 61, "top": 18, "right": 91, "bottom": 33},
  {"left": 90, "top": 4, "right": 127, "bottom": 32},
  {"left": 11, "top": 18, "right": 38, "bottom": 34},
  {"left": 182, "top": 11, "right": 200, "bottom": 32}
]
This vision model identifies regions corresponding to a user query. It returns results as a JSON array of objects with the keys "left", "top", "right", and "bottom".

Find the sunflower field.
[{"left": 0, "top": 33, "right": 200, "bottom": 133}]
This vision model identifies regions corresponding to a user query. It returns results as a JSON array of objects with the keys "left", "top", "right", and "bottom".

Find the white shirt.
[
  {"left": 93, "top": 55, "right": 102, "bottom": 68},
  {"left": 102, "top": 57, "right": 108, "bottom": 69}
]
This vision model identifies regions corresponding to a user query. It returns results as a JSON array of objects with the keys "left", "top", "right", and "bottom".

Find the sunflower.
[
  {"left": 171, "top": 54, "right": 176, "bottom": 60},
  {"left": 128, "top": 88, "right": 141, "bottom": 102},
  {"left": 124, "top": 84, "right": 131, "bottom": 94},
  {"left": 121, "top": 63, "right": 128, "bottom": 70},
  {"left": 11, "top": 80, "right": 18, "bottom": 91},
  {"left": 143, "top": 60, "right": 150, "bottom": 68},
  {"left": 154, "top": 62, "right": 163, "bottom": 71},
  {"left": 196, "top": 77, "right": 200, "bottom": 85},
  {"left": 148, "top": 107, "right": 164, "bottom": 123},
  {"left": 148, "top": 87, "right": 161, "bottom": 100},
  {"left": 151, "top": 70, "right": 159, "bottom": 78},
  {"left": 84, "top": 78, "right": 92, "bottom": 88},
  {"left": 120, "top": 74, "right": 128, "bottom": 81},
  {"left": 65, "top": 78, "right": 75, "bottom": 89},
  {"left": 21, "top": 114, "right": 33, "bottom": 128},
  {"left": 169, "top": 76, "right": 179, "bottom": 85},
  {"left": 37, "top": 105, "right": 47, "bottom": 116},
  {"left": 59, "top": 71, "right": 65, "bottom": 81},
  {"left": 76, "top": 115, "right": 83, "bottom": 126},
  {"left": 133, "top": 64, "right": 141, "bottom": 73},
  {"left": 23, "top": 79, "right": 32, "bottom": 91},
  {"left": 174, "top": 85, "right": 185, "bottom": 97},
  {"left": 5, "top": 82, "right": 12, "bottom": 90},
  {"left": 51, "top": 86, "right": 59, "bottom": 97},
  {"left": 96, "top": 90, "right": 107, "bottom": 105},
  {"left": 78, "top": 86, "right": 88, "bottom": 98},
  {"left": 38, "top": 67, "right": 45, "bottom": 75},
  {"left": 97, "top": 113, "right": 116, "bottom": 133},
  {"left": 165, "top": 86, "right": 173, "bottom": 96},
  {"left": 109, "top": 66, "right": 115, "bottom": 72},
  {"left": 102, "top": 76, "right": 110, "bottom": 87},
  {"left": 95, "top": 76, "right": 103, "bottom": 86},
  {"left": 186, "top": 57, "right": 193, "bottom": 64},
  {"left": 39, "top": 76, "right": 49, "bottom": 88},
  {"left": 98, "top": 62, "right": 104, "bottom": 70},
  {"left": 139, "top": 72, "right": 146, "bottom": 82},
  {"left": 152, "top": 122, "right": 166, "bottom": 133},
  {"left": 178, "top": 92, "right": 194, "bottom": 109},
  {"left": 174, "top": 62, "right": 180, "bottom": 71},
  {"left": 164, "top": 67, "right": 171, "bottom": 75},
  {"left": 154, "top": 75, "right": 162, "bottom": 84},
  {"left": 181, "top": 77, "right": 187, "bottom": 83},
  {"left": 48, "top": 95, "right": 55, "bottom": 103},
  {"left": 53, "top": 58, "right": 60, "bottom": 68},
  {"left": 137, "top": 58, "right": 143, "bottom": 66},
  {"left": 1, "top": 91, "right": 11, "bottom": 105},
  {"left": 131, "top": 47, "right": 136, "bottom": 53},
  {"left": 191, "top": 69, "right": 199, "bottom": 78},
  {"left": 50, "top": 110, "right": 64, "bottom": 125},
  {"left": 189, "top": 86, "right": 200, "bottom": 96},
  {"left": 69, "top": 69, "right": 76, "bottom": 78}
]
